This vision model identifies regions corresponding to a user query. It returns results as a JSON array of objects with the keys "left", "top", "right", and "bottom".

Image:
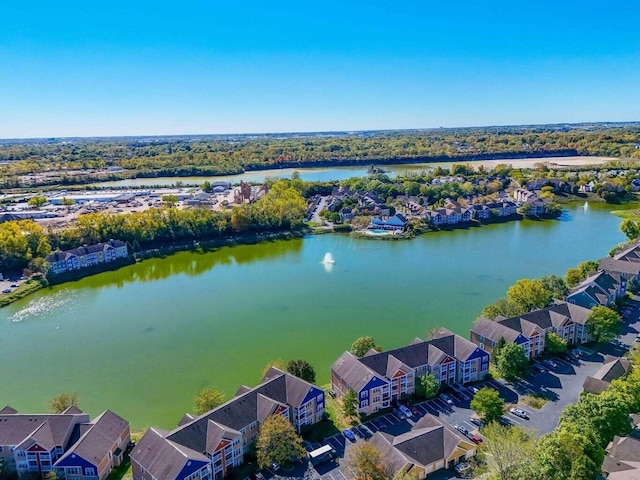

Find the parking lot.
[{"left": 271, "top": 301, "right": 640, "bottom": 480}]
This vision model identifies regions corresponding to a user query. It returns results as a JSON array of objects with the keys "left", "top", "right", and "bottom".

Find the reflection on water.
[{"left": 79, "top": 238, "right": 304, "bottom": 290}]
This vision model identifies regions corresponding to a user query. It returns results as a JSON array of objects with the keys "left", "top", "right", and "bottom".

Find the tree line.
[
  {"left": 1, "top": 125, "right": 639, "bottom": 186},
  {"left": 0, "top": 181, "right": 307, "bottom": 274}
]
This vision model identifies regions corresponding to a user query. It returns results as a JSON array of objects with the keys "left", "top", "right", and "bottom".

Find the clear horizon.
[{"left": 2, "top": 1, "right": 639, "bottom": 138}]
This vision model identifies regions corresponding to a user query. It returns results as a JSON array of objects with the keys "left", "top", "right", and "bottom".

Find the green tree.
[
  {"left": 28, "top": 196, "right": 47, "bottom": 208},
  {"left": 342, "top": 389, "right": 358, "bottom": 419},
  {"left": 256, "top": 414, "right": 305, "bottom": 468},
  {"left": 587, "top": 306, "right": 622, "bottom": 343},
  {"left": 415, "top": 374, "right": 440, "bottom": 400},
  {"left": 506, "top": 278, "right": 553, "bottom": 313},
  {"left": 539, "top": 275, "right": 569, "bottom": 299},
  {"left": 565, "top": 260, "right": 599, "bottom": 287},
  {"left": 481, "top": 298, "right": 522, "bottom": 319},
  {"left": 61, "top": 197, "right": 75, "bottom": 213},
  {"left": 262, "top": 359, "right": 285, "bottom": 376},
  {"left": 621, "top": 218, "right": 640, "bottom": 241},
  {"left": 162, "top": 195, "right": 179, "bottom": 207},
  {"left": 474, "top": 422, "right": 537, "bottom": 480},
  {"left": 346, "top": 443, "right": 392, "bottom": 480},
  {"left": 560, "top": 392, "right": 631, "bottom": 447},
  {"left": 519, "top": 202, "right": 533, "bottom": 217},
  {"left": 492, "top": 337, "right": 507, "bottom": 365},
  {"left": 49, "top": 393, "right": 79, "bottom": 413},
  {"left": 496, "top": 342, "right": 529, "bottom": 382},
  {"left": 535, "top": 427, "right": 603, "bottom": 480},
  {"left": 350, "top": 336, "right": 381, "bottom": 357},
  {"left": 286, "top": 359, "right": 316, "bottom": 383},
  {"left": 545, "top": 331, "right": 568, "bottom": 354},
  {"left": 194, "top": 388, "right": 226, "bottom": 415},
  {"left": 470, "top": 387, "right": 505, "bottom": 423}
]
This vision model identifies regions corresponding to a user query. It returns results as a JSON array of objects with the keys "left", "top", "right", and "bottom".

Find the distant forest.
[{"left": 1, "top": 124, "right": 639, "bottom": 182}]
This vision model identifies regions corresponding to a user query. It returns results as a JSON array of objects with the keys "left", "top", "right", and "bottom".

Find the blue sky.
[{"left": 1, "top": 0, "right": 639, "bottom": 138}]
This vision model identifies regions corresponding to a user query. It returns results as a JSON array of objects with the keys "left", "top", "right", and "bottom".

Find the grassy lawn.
[
  {"left": 611, "top": 208, "right": 640, "bottom": 219},
  {"left": 107, "top": 458, "right": 132, "bottom": 480},
  {"left": 0, "top": 278, "right": 46, "bottom": 307},
  {"left": 520, "top": 393, "right": 550, "bottom": 410}
]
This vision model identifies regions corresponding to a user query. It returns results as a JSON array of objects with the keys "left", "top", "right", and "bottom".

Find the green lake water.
[{"left": 0, "top": 202, "right": 630, "bottom": 430}]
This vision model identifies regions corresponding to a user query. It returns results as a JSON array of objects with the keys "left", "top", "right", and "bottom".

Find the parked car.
[
  {"left": 271, "top": 462, "right": 280, "bottom": 472},
  {"left": 399, "top": 405, "right": 413, "bottom": 418},
  {"left": 342, "top": 429, "right": 356, "bottom": 442},
  {"left": 454, "top": 462, "right": 471, "bottom": 474},
  {"left": 510, "top": 407, "right": 529, "bottom": 419},
  {"left": 410, "top": 406, "right": 420, "bottom": 416},
  {"left": 470, "top": 386, "right": 480, "bottom": 394},
  {"left": 2, "top": 289, "right": 11, "bottom": 294},
  {"left": 10, "top": 284, "right": 18, "bottom": 288},
  {"left": 531, "top": 364, "right": 545, "bottom": 374},
  {"left": 545, "top": 359, "right": 558, "bottom": 368},
  {"left": 467, "top": 432, "right": 483, "bottom": 444},
  {"left": 441, "top": 393, "right": 454, "bottom": 405},
  {"left": 454, "top": 425, "right": 469, "bottom": 436},
  {"left": 469, "top": 417, "right": 484, "bottom": 427}
]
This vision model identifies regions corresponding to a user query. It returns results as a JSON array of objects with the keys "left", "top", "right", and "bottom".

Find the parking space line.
[{"left": 387, "top": 412, "right": 400, "bottom": 422}]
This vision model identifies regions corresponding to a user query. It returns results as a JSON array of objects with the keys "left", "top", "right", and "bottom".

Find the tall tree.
[
  {"left": 49, "top": 393, "right": 79, "bottom": 413},
  {"left": 565, "top": 260, "right": 600, "bottom": 287},
  {"left": 474, "top": 422, "right": 537, "bottom": 480},
  {"left": 256, "top": 414, "right": 305, "bottom": 468},
  {"left": 620, "top": 218, "right": 640, "bottom": 241},
  {"left": 470, "top": 387, "right": 505, "bottom": 423},
  {"left": 496, "top": 342, "right": 528, "bottom": 382},
  {"left": 194, "top": 388, "right": 225, "bottom": 415},
  {"left": 492, "top": 337, "right": 507, "bottom": 365},
  {"left": 545, "top": 331, "right": 567, "bottom": 354},
  {"left": 506, "top": 278, "right": 553, "bottom": 312},
  {"left": 28, "top": 196, "right": 47, "bottom": 208},
  {"left": 415, "top": 374, "right": 440, "bottom": 400},
  {"left": 539, "top": 275, "right": 569, "bottom": 299},
  {"left": 342, "top": 389, "right": 358, "bottom": 419},
  {"left": 346, "top": 443, "right": 392, "bottom": 480},
  {"left": 587, "top": 306, "right": 622, "bottom": 343},
  {"left": 350, "top": 336, "right": 381, "bottom": 357},
  {"left": 535, "top": 427, "right": 603, "bottom": 480},
  {"left": 286, "top": 360, "right": 316, "bottom": 383}
]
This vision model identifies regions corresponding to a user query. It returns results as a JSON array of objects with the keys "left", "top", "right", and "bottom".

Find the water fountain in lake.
[
  {"left": 583, "top": 201, "right": 589, "bottom": 210},
  {"left": 322, "top": 252, "right": 335, "bottom": 272},
  {"left": 322, "top": 252, "right": 335, "bottom": 264}
]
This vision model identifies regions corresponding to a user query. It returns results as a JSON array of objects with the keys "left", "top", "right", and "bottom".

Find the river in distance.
[
  {"left": 0, "top": 202, "right": 630, "bottom": 430},
  {"left": 93, "top": 156, "right": 615, "bottom": 188}
]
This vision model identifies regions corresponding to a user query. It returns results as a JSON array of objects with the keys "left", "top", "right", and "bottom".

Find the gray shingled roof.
[
  {"left": 0, "top": 412, "right": 90, "bottom": 450},
  {"left": 369, "top": 414, "right": 470, "bottom": 470},
  {"left": 602, "top": 436, "right": 640, "bottom": 478},
  {"left": 131, "top": 428, "right": 209, "bottom": 480},
  {"left": 471, "top": 317, "right": 522, "bottom": 343},
  {"left": 164, "top": 368, "right": 315, "bottom": 456},
  {"left": 56, "top": 410, "right": 128, "bottom": 466},
  {"left": 600, "top": 257, "right": 640, "bottom": 276},
  {"left": 332, "top": 351, "right": 381, "bottom": 393}
]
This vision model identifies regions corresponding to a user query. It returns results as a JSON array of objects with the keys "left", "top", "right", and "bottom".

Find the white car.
[
  {"left": 398, "top": 404, "right": 413, "bottom": 418},
  {"left": 510, "top": 407, "right": 529, "bottom": 419},
  {"left": 455, "top": 462, "right": 471, "bottom": 474}
]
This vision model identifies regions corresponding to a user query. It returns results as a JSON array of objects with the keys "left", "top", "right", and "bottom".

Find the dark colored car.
[{"left": 342, "top": 429, "right": 356, "bottom": 442}]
